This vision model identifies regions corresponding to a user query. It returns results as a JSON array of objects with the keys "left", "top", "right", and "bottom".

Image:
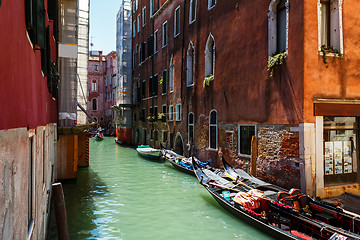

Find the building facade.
[
  {"left": 88, "top": 50, "right": 117, "bottom": 135},
  {"left": 131, "top": 0, "right": 360, "bottom": 198},
  {"left": 115, "top": 0, "right": 133, "bottom": 144},
  {"left": 0, "top": 0, "right": 58, "bottom": 238}
]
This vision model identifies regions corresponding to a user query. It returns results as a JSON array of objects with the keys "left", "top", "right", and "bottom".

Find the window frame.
[
  {"left": 317, "top": 0, "right": 343, "bottom": 54},
  {"left": 189, "top": 0, "right": 197, "bottom": 24},
  {"left": 133, "top": 21, "right": 136, "bottom": 38},
  {"left": 174, "top": 6, "right": 181, "bottom": 38},
  {"left": 92, "top": 79, "right": 98, "bottom": 92},
  {"left": 175, "top": 103, "right": 181, "bottom": 121},
  {"left": 142, "top": 6, "right": 146, "bottom": 27},
  {"left": 162, "top": 21, "right": 168, "bottom": 47},
  {"left": 187, "top": 42, "right": 195, "bottom": 87},
  {"left": 208, "top": 0, "right": 216, "bottom": 10},
  {"left": 188, "top": 112, "right": 195, "bottom": 144},
  {"left": 237, "top": 124, "right": 257, "bottom": 157},
  {"left": 154, "top": 29, "right": 158, "bottom": 54},
  {"left": 150, "top": 0, "right": 154, "bottom": 16},
  {"left": 169, "top": 105, "right": 174, "bottom": 121},
  {"left": 92, "top": 98, "right": 98, "bottom": 111},
  {"left": 137, "top": 14, "right": 141, "bottom": 33},
  {"left": 205, "top": 34, "right": 215, "bottom": 79},
  {"left": 208, "top": 110, "right": 218, "bottom": 150},
  {"left": 268, "top": 0, "right": 289, "bottom": 56}
]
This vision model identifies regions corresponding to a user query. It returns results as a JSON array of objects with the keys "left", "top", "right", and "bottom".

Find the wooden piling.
[
  {"left": 250, "top": 136, "right": 257, "bottom": 176},
  {"left": 52, "top": 182, "right": 69, "bottom": 240}
]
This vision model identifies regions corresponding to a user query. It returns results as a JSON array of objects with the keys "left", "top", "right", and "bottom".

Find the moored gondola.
[
  {"left": 161, "top": 149, "right": 195, "bottom": 175},
  {"left": 193, "top": 158, "right": 359, "bottom": 240},
  {"left": 221, "top": 157, "right": 360, "bottom": 238},
  {"left": 161, "top": 149, "right": 210, "bottom": 175}
]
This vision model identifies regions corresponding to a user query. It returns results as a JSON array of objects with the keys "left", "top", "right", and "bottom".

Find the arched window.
[
  {"left": 209, "top": 110, "right": 217, "bottom": 149},
  {"left": 93, "top": 116, "right": 98, "bottom": 123},
  {"left": 92, "top": 98, "right": 98, "bottom": 111},
  {"left": 268, "top": 0, "right": 289, "bottom": 56},
  {"left": 92, "top": 79, "right": 98, "bottom": 92},
  {"left": 205, "top": 34, "right": 215, "bottom": 79},
  {"left": 187, "top": 42, "right": 195, "bottom": 87},
  {"left": 169, "top": 55, "right": 174, "bottom": 92},
  {"left": 188, "top": 112, "right": 194, "bottom": 145}
]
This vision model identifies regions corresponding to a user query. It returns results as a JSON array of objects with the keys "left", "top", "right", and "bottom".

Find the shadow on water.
[{"left": 47, "top": 167, "right": 109, "bottom": 240}]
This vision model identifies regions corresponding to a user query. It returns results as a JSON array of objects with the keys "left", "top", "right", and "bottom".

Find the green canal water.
[{"left": 50, "top": 137, "right": 273, "bottom": 240}]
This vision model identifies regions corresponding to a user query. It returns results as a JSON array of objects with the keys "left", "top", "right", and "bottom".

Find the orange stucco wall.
[{"left": 304, "top": 0, "right": 360, "bottom": 123}]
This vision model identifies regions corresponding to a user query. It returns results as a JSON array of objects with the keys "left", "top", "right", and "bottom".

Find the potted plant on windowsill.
[
  {"left": 158, "top": 113, "right": 166, "bottom": 122},
  {"left": 203, "top": 74, "right": 213, "bottom": 88},
  {"left": 320, "top": 45, "right": 342, "bottom": 68},
  {"left": 147, "top": 115, "right": 156, "bottom": 122},
  {"left": 267, "top": 52, "right": 286, "bottom": 77}
]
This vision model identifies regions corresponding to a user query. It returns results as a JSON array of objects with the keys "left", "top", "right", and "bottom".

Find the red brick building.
[
  {"left": 131, "top": 0, "right": 360, "bottom": 198},
  {"left": 88, "top": 51, "right": 117, "bottom": 134}
]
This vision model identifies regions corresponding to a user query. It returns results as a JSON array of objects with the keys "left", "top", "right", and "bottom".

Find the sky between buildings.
[{"left": 89, "top": 0, "right": 120, "bottom": 55}]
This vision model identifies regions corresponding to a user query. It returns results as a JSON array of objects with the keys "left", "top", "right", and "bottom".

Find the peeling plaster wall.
[{"left": 0, "top": 124, "right": 56, "bottom": 239}]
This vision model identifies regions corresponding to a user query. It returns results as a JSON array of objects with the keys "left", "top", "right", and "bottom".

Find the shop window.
[
  {"left": 174, "top": 6, "right": 180, "bottom": 37},
  {"left": 238, "top": 125, "right": 256, "bottom": 156},
  {"left": 323, "top": 117, "right": 358, "bottom": 186},
  {"left": 268, "top": 0, "right": 289, "bottom": 56},
  {"left": 188, "top": 112, "right": 194, "bottom": 145},
  {"left": 318, "top": 0, "right": 343, "bottom": 53},
  {"left": 187, "top": 42, "right": 195, "bottom": 87},
  {"left": 205, "top": 34, "right": 215, "bottom": 78},
  {"left": 209, "top": 110, "right": 217, "bottom": 149},
  {"left": 189, "top": 0, "right": 196, "bottom": 24}
]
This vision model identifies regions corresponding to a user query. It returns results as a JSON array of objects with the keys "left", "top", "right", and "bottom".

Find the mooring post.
[
  {"left": 250, "top": 136, "right": 257, "bottom": 176},
  {"left": 52, "top": 182, "right": 70, "bottom": 240}
]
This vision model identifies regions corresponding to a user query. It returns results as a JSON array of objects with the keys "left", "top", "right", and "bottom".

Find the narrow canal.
[{"left": 50, "top": 137, "right": 273, "bottom": 239}]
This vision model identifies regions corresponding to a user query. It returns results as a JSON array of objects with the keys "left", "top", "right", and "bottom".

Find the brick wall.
[{"left": 257, "top": 125, "right": 301, "bottom": 190}]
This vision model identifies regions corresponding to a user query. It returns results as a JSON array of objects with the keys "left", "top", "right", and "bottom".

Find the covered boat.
[{"left": 136, "top": 145, "right": 162, "bottom": 160}]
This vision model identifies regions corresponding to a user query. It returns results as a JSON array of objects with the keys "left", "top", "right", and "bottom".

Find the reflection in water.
[{"left": 48, "top": 137, "right": 273, "bottom": 240}]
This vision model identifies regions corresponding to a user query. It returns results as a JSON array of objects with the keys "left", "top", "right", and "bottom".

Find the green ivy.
[
  {"left": 321, "top": 45, "right": 342, "bottom": 68},
  {"left": 267, "top": 52, "right": 286, "bottom": 77},
  {"left": 203, "top": 74, "right": 213, "bottom": 88}
]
